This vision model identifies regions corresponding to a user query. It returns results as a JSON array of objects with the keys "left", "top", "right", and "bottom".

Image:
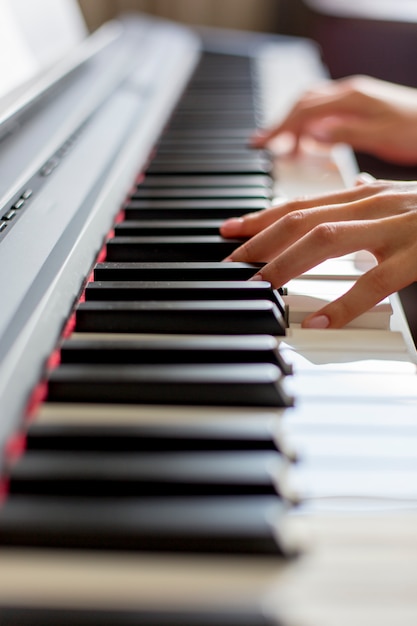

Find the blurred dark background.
[{"left": 76, "top": 0, "right": 417, "bottom": 87}]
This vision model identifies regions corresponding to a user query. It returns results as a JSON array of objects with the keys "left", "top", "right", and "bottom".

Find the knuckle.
[
  {"left": 310, "top": 222, "right": 338, "bottom": 248},
  {"left": 281, "top": 209, "right": 306, "bottom": 234},
  {"left": 367, "top": 267, "right": 391, "bottom": 300}
]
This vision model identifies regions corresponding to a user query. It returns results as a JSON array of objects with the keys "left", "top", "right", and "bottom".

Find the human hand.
[
  {"left": 251, "top": 75, "right": 417, "bottom": 165},
  {"left": 220, "top": 178, "right": 417, "bottom": 328}
]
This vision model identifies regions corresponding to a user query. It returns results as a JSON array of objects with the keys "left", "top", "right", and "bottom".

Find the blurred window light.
[{"left": 0, "top": 0, "right": 86, "bottom": 101}]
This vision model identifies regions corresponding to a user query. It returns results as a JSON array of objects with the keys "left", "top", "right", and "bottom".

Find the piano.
[{"left": 0, "top": 3, "right": 417, "bottom": 625}]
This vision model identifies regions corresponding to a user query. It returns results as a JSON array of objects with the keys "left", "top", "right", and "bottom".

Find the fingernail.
[
  {"left": 356, "top": 172, "right": 375, "bottom": 184},
  {"left": 248, "top": 273, "right": 264, "bottom": 281},
  {"left": 220, "top": 218, "right": 244, "bottom": 237},
  {"left": 303, "top": 314, "right": 330, "bottom": 329}
]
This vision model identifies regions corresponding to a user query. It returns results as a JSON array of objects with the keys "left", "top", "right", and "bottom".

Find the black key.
[
  {"left": 140, "top": 174, "right": 272, "bottom": 188},
  {"left": 191, "top": 65, "right": 252, "bottom": 76},
  {"left": 60, "top": 334, "right": 291, "bottom": 373},
  {"left": 131, "top": 187, "right": 271, "bottom": 200},
  {"left": 161, "top": 128, "right": 254, "bottom": 140},
  {"left": 125, "top": 198, "right": 267, "bottom": 210},
  {"left": 178, "top": 88, "right": 254, "bottom": 99},
  {"left": 94, "top": 261, "right": 265, "bottom": 282},
  {"left": 105, "top": 236, "right": 245, "bottom": 262},
  {"left": 193, "top": 70, "right": 252, "bottom": 81},
  {"left": 7, "top": 450, "right": 287, "bottom": 498},
  {"left": 172, "top": 111, "right": 259, "bottom": 123},
  {"left": 46, "top": 363, "right": 292, "bottom": 407},
  {"left": 84, "top": 281, "right": 285, "bottom": 312},
  {"left": 149, "top": 155, "right": 262, "bottom": 168},
  {"left": 25, "top": 416, "right": 286, "bottom": 454},
  {"left": 0, "top": 496, "right": 294, "bottom": 555},
  {"left": 114, "top": 219, "right": 225, "bottom": 236},
  {"left": 124, "top": 201, "right": 265, "bottom": 220},
  {"left": 152, "top": 151, "right": 259, "bottom": 162},
  {"left": 174, "top": 91, "right": 254, "bottom": 101},
  {"left": 167, "top": 113, "right": 256, "bottom": 129},
  {"left": 0, "top": 606, "right": 279, "bottom": 626},
  {"left": 157, "top": 137, "right": 254, "bottom": 149},
  {"left": 176, "top": 81, "right": 252, "bottom": 92},
  {"left": 175, "top": 95, "right": 256, "bottom": 109},
  {"left": 75, "top": 300, "right": 287, "bottom": 336},
  {"left": 182, "top": 84, "right": 253, "bottom": 95},
  {"left": 147, "top": 161, "right": 271, "bottom": 175}
]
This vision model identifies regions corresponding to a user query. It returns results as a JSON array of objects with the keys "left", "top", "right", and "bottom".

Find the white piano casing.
[{"left": 0, "top": 14, "right": 201, "bottom": 455}]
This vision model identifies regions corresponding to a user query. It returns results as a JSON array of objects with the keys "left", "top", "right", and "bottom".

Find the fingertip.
[
  {"left": 219, "top": 218, "right": 244, "bottom": 238},
  {"left": 355, "top": 172, "right": 376, "bottom": 185},
  {"left": 302, "top": 314, "right": 330, "bottom": 329},
  {"left": 248, "top": 273, "right": 264, "bottom": 281}
]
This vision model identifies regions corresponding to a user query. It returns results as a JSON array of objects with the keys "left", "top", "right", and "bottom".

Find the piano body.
[{"left": 0, "top": 3, "right": 417, "bottom": 625}]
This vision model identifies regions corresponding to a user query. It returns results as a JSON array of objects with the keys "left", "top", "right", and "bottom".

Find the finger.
[
  {"left": 226, "top": 206, "right": 368, "bottom": 264},
  {"left": 220, "top": 201, "right": 289, "bottom": 238},
  {"left": 225, "top": 190, "right": 398, "bottom": 261},
  {"left": 302, "top": 255, "right": 409, "bottom": 328},
  {"left": 308, "top": 117, "right": 383, "bottom": 154},
  {"left": 251, "top": 86, "right": 373, "bottom": 148},
  {"left": 220, "top": 182, "right": 387, "bottom": 239},
  {"left": 249, "top": 124, "right": 289, "bottom": 148},
  {"left": 248, "top": 88, "right": 337, "bottom": 148},
  {"left": 248, "top": 218, "right": 387, "bottom": 287}
]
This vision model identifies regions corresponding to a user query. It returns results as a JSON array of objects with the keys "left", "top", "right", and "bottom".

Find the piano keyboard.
[
  {"left": 1, "top": 15, "right": 417, "bottom": 626},
  {"left": 0, "top": 50, "right": 300, "bottom": 624}
]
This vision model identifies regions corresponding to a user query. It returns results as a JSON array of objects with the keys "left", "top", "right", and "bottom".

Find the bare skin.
[
  {"left": 221, "top": 179, "right": 417, "bottom": 329},
  {"left": 250, "top": 75, "right": 417, "bottom": 165},
  {"left": 220, "top": 76, "right": 417, "bottom": 328}
]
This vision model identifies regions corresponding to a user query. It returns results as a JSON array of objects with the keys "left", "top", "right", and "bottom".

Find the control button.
[
  {"left": 13, "top": 199, "right": 24, "bottom": 210},
  {"left": 0, "top": 222, "right": 7, "bottom": 233},
  {"left": 57, "top": 144, "right": 70, "bottom": 157},
  {"left": 3, "top": 209, "right": 16, "bottom": 220},
  {"left": 21, "top": 189, "right": 33, "bottom": 200},
  {"left": 40, "top": 157, "right": 59, "bottom": 176}
]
